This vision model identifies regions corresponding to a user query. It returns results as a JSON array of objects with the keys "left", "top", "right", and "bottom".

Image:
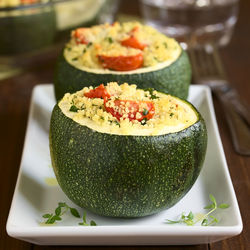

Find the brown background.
[{"left": 0, "top": 0, "right": 249, "bottom": 249}]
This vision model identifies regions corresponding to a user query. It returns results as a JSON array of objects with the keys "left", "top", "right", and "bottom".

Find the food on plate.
[
  {"left": 0, "top": 0, "right": 56, "bottom": 55},
  {"left": 49, "top": 82, "right": 207, "bottom": 217},
  {"left": 54, "top": 21, "right": 191, "bottom": 101}
]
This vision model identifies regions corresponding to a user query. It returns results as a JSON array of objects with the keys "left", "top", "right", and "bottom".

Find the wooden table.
[{"left": 1, "top": 0, "right": 249, "bottom": 249}]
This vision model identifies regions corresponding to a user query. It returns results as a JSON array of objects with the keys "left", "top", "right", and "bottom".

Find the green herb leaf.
[
  {"left": 165, "top": 219, "right": 181, "bottom": 224},
  {"left": 187, "top": 211, "right": 194, "bottom": 220},
  {"left": 144, "top": 88, "right": 159, "bottom": 100},
  {"left": 46, "top": 216, "right": 56, "bottom": 224},
  {"left": 70, "top": 208, "right": 81, "bottom": 218},
  {"left": 55, "top": 206, "right": 61, "bottom": 216},
  {"left": 141, "top": 118, "right": 148, "bottom": 125},
  {"left": 204, "top": 204, "right": 214, "bottom": 209},
  {"left": 209, "top": 194, "right": 217, "bottom": 207},
  {"left": 42, "top": 202, "right": 87, "bottom": 225},
  {"left": 82, "top": 212, "right": 87, "bottom": 224},
  {"left": 42, "top": 213, "right": 52, "bottom": 218},
  {"left": 201, "top": 218, "right": 208, "bottom": 226},
  {"left": 87, "top": 42, "right": 92, "bottom": 47},
  {"left": 209, "top": 215, "right": 218, "bottom": 223},
  {"left": 115, "top": 120, "right": 120, "bottom": 127},
  {"left": 90, "top": 220, "right": 97, "bottom": 226},
  {"left": 72, "top": 57, "right": 78, "bottom": 61},
  {"left": 169, "top": 112, "right": 174, "bottom": 118},
  {"left": 69, "top": 105, "right": 79, "bottom": 112},
  {"left": 54, "top": 215, "right": 62, "bottom": 221},
  {"left": 218, "top": 203, "right": 230, "bottom": 209},
  {"left": 143, "top": 109, "right": 149, "bottom": 116},
  {"left": 58, "top": 202, "right": 67, "bottom": 207},
  {"left": 107, "top": 37, "right": 113, "bottom": 43},
  {"left": 79, "top": 212, "right": 97, "bottom": 226}
]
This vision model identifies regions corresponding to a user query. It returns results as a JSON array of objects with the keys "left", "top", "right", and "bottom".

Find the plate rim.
[{"left": 6, "top": 84, "right": 243, "bottom": 244}]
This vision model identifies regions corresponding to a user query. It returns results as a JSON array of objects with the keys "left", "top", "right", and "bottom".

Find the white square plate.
[{"left": 6, "top": 84, "right": 242, "bottom": 245}]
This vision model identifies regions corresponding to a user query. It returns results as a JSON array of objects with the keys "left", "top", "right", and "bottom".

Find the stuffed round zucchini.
[
  {"left": 50, "top": 82, "right": 207, "bottom": 218},
  {"left": 54, "top": 22, "right": 191, "bottom": 101},
  {"left": 0, "top": 0, "right": 56, "bottom": 55}
]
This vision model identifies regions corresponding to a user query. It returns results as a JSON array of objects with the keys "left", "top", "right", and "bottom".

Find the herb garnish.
[
  {"left": 169, "top": 112, "right": 174, "bottom": 118},
  {"left": 166, "top": 194, "right": 229, "bottom": 226},
  {"left": 141, "top": 118, "right": 148, "bottom": 125},
  {"left": 114, "top": 120, "right": 120, "bottom": 127},
  {"left": 42, "top": 202, "right": 80, "bottom": 224},
  {"left": 107, "top": 37, "right": 113, "bottom": 43},
  {"left": 144, "top": 88, "right": 159, "bottom": 100},
  {"left": 163, "top": 42, "right": 168, "bottom": 48},
  {"left": 87, "top": 42, "right": 92, "bottom": 48},
  {"left": 79, "top": 212, "right": 97, "bottom": 226},
  {"left": 72, "top": 57, "right": 78, "bottom": 61},
  {"left": 42, "top": 202, "right": 97, "bottom": 226},
  {"left": 143, "top": 109, "right": 149, "bottom": 116},
  {"left": 69, "top": 105, "right": 79, "bottom": 112}
]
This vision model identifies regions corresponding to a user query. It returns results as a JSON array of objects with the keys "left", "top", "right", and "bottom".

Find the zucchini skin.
[
  {"left": 54, "top": 50, "right": 191, "bottom": 101},
  {"left": 50, "top": 102, "right": 207, "bottom": 218}
]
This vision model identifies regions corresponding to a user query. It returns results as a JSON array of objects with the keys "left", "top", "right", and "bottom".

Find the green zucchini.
[
  {"left": 0, "top": 5, "right": 56, "bottom": 55},
  {"left": 54, "top": 49, "right": 191, "bottom": 101},
  {"left": 49, "top": 85, "right": 207, "bottom": 218}
]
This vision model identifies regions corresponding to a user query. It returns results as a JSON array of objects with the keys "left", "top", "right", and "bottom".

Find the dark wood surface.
[{"left": 1, "top": 0, "right": 249, "bottom": 249}]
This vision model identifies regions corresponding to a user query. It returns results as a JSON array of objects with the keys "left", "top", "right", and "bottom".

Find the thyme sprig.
[
  {"left": 166, "top": 194, "right": 229, "bottom": 226},
  {"left": 79, "top": 212, "right": 97, "bottom": 226},
  {"left": 42, "top": 202, "right": 97, "bottom": 226}
]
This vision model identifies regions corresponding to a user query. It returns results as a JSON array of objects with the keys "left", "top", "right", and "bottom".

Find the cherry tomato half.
[
  {"left": 98, "top": 53, "right": 143, "bottom": 71},
  {"left": 73, "top": 28, "right": 89, "bottom": 45},
  {"left": 104, "top": 99, "right": 155, "bottom": 122},
  {"left": 84, "top": 84, "right": 111, "bottom": 101}
]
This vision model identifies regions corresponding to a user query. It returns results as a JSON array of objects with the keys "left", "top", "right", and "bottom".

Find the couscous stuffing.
[
  {"left": 59, "top": 82, "right": 197, "bottom": 135},
  {"left": 64, "top": 21, "right": 181, "bottom": 71}
]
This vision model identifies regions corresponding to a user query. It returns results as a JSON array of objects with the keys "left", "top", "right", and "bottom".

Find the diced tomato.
[
  {"left": 121, "top": 36, "right": 147, "bottom": 50},
  {"left": 104, "top": 99, "right": 155, "bottom": 122},
  {"left": 121, "top": 26, "right": 147, "bottom": 50},
  {"left": 84, "top": 84, "right": 111, "bottom": 101},
  {"left": 73, "top": 28, "right": 89, "bottom": 45},
  {"left": 98, "top": 53, "right": 143, "bottom": 71}
]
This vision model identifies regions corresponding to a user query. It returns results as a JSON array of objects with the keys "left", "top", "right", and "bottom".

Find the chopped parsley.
[
  {"left": 143, "top": 109, "right": 149, "bottom": 116},
  {"left": 144, "top": 88, "right": 159, "bottom": 100},
  {"left": 87, "top": 42, "right": 92, "bottom": 48},
  {"left": 72, "top": 57, "right": 78, "bottom": 61},
  {"left": 107, "top": 37, "right": 113, "bottom": 43},
  {"left": 69, "top": 105, "right": 79, "bottom": 112},
  {"left": 114, "top": 120, "right": 120, "bottom": 127},
  {"left": 141, "top": 118, "right": 148, "bottom": 125},
  {"left": 169, "top": 112, "right": 174, "bottom": 118}
]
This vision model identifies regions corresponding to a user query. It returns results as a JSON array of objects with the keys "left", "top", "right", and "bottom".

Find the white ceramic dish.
[{"left": 6, "top": 84, "right": 242, "bottom": 245}]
